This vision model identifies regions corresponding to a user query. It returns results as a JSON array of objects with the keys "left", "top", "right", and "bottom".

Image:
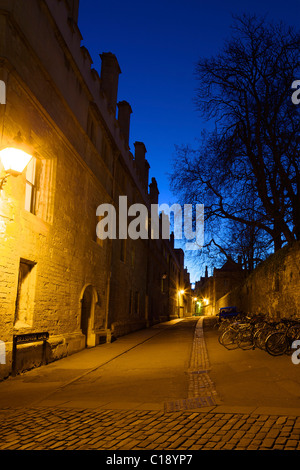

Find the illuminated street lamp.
[{"left": 0, "top": 147, "right": 32, "bottom": 189}]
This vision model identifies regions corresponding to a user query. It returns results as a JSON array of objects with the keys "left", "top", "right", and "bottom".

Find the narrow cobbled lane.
[{"left": 0, "top": 318, "right": 300, "bottom": 451}]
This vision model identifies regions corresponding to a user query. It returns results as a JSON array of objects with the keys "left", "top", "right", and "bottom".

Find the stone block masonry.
[
  {"left": 0, "top": 0, "right": 192, "bottom": 379},
  {"left": 164, "top": 317, "right": 219, "bottom": 412},
  {"left": 1, "top": 406, "right": 300, "bottom": 450},
  {"left": 216, "top": 242, "right": 300, "bottom": 319}
]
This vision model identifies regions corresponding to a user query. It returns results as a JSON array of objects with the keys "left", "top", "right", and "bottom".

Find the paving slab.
[{"left": 1, "top": 317, "right": 300, "bottom": 452}]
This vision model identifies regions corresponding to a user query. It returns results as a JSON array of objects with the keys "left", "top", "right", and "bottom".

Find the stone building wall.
[
  {"left": 215, "top": 242, "right": 300, "bottom": 319},
  {"left": 0, "top": 0, "right": 130, "bottom": 377},
  {"left": 0, "top": 33, "right": 113, "bottom": 376},
  {"left": 195, "top": 259, "right": 245, "bottom": 316},
  {"left": 0, "top": 0, "right": 191, "bottom": 379}
]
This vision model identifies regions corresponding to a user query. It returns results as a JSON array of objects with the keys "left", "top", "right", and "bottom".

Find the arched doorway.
[{"left": 80, "top": 285, "right": 98, "bottom": 348}]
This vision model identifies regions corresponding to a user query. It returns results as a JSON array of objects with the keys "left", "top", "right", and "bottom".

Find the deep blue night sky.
[{"left": 78, "top": 0, "right": 300, "bottom": 283}]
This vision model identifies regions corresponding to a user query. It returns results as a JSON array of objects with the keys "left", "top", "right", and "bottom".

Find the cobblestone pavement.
[
  {"left": 0, "top": 318, "right": 300, "bottom": 451},
  {"left": 1, "top": 406, "right": 300, "bottom": 450}
]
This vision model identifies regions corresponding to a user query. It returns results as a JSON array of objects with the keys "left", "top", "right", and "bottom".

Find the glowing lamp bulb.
[{"left": 0, "top": 147, "right": 32, "bottom": 174}]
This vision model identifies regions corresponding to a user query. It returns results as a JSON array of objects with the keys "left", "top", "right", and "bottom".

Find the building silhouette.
[{"left": 194, "top": 258, "right": 245, "bottom": 315}]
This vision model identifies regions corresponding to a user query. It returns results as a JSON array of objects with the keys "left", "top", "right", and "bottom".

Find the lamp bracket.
[{"left": 0, "top": 174, "right": 9, "bottom": 190}]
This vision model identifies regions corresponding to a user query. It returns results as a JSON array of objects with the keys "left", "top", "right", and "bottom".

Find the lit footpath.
[{"left": 0, "top": 318, "right": 300, "bottom": 457}]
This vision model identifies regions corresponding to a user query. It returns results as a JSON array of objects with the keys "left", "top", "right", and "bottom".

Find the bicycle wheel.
[
  {"left": 218, "top": 319, "right": 230, "bottom": 333},
  {"left": 237, "top": 327, "right": 254, "bottom": 350},
  {"left": 287, "top": 325, "right": 300, "bottom": 342},
  {"left": 265, "top": 331, "right": 288, "bottom": 356},
  {"left": 219, "top": 327, "right": 239, "bottom": 349},
  {"left": 253, "top": 327, "right": 272, "bottom": 350}
]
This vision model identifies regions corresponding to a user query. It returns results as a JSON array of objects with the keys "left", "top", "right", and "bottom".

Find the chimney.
[
  {"left": 170, "top": 232, "right": 175, "bottom": 248},
  {"left": 117, "top": 101, "right": 132, "bottom": 146},
  {"left": 134, "top": 141, "right": 150, "bottom": 190},
  {"left": 134, "top": 141, "right": 146, "bottom": 168},
  {"left": 144, "top": 160, "right": 150, "bottom": 191},
  {"left": 149, "top": 177, "right": 159, "bottom": 205},
  {"left": 100, "top": 52, "right": 121, "bottom": 115}
]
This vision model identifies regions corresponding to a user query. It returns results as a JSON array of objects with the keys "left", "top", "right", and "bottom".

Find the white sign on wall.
[
  {"left": 0, "top": 80, "right": 6, "bottom": 104},
  {"left": 0, "top": 340, "right": 6, "bottom": 364}
]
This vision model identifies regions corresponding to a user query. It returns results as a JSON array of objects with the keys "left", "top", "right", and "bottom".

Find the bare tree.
[{"left": 170, "top": 14, "right": 300, "bottom": 268}]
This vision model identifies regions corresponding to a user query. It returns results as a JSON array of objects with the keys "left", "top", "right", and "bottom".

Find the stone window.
[
  {"left": 134, "top": 291, "right": 140, "bottom": 315},
  {"left": 25, "top": 156, "right": 39, "bottom": 214},
  {"left": 101, "top": 137, "right": 112, "bottom": 171},
  {"left": 128, "top": 290, "right": 133, "bottom": 315},
  {"left": 24, "top": 155, "right": 54, "bottom": 223},
  {"left": 14, "top": 259, "right": 37, "bottom": 328},
  {"left": 161, "top": 276, "right": 167, "bottom": 294},
  {"left": 87, "top": 111, "right": 96, "bottom": 146}
]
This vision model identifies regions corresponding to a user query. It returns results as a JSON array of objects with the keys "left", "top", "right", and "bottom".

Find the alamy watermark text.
[{"left": 96, "top": 197, "right": 204, "bottom": 251}]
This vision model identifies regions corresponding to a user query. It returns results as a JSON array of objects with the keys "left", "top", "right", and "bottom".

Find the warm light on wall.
[
  {"left": 0, "top": 147, "right": 33, "bottom": 189},
  {"left": 0, "top": 147, "right": 33, "bottom": 173},
  {"left": 203, "top": 298, "right": 209, "bottom": 305},
  {"left": 179, "top": 289, "right": 184, "bottom": 295}
]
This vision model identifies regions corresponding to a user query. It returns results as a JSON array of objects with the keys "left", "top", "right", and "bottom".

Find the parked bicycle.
[
  {"left": 265, "top": 318, "right": 300, "bottom": 356},
  {"left": 252, "top": 320, "right": 285, "bottom": 350},
  {"left": 218, "top": 321, "right": 243, "bottom": 349},
  {"left": 236, "top": 314, "right": 267, "bottom": 350},
  {"left": 217, "top": 313, "right": 246, "bottom": 334},
  {"left": 218, "top": 314, "right": 262, "bottom": 350},
  {"left": 218, "top": 313, "right": 300, "bottom": 356}
]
